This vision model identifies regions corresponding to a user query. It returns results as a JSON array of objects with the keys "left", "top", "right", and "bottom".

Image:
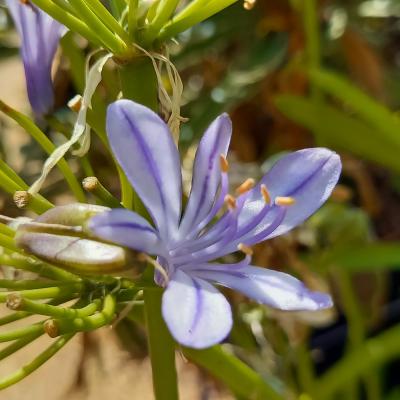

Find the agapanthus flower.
[
  {"left": 89, "top": 100, "right": 341, "bottom": 349},
  {"left": 6, "top": 0, "right": 65, "bottom": 115}
]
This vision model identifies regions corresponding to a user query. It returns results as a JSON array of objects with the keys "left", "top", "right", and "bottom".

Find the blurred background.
[{"left": 2, "top": 0, "right": 400, "bottom": 398}]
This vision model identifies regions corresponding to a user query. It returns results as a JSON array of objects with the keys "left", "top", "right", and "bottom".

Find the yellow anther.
[
  {"left": 238, "top": 243, "right": 253, "bottom": 256},
  {"left": 219, "top": 154, "right": 229, "bottom": 173},
  {"left": 68, "top": 95, "right": 83, "bottom": 113},
  {"left": 224, "top": 194, "right": 237, "bottom": 210},
  {"left": 235, "top": 178, "right": 255, "bottom": 195},
  {"left": 275, "top": 196, "right": 296, "bottom": 206},
  {"left": 243, "top": 0, "right": 256, "bottom": 10},
  {"left": 260, "top": 184, "right": 271, "bottom": 204}
]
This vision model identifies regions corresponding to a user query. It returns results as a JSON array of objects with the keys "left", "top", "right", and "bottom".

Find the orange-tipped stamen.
[
  {"left": 235, "top": 178, "right": 255, "bottom": 195},
  {"left": 260, "top": 184, "right": 271, "bottom": 204},
  {"left": 275, "top": 196, "right": 296, "bottom": 206},
  {"left": 224, "top": 194, "right": 237, "bottom": 210},
  {"left": 238, "top": 243, "right": 253, "bottom": 256},
  {"left": 219, "top": 154, "right": 229, "bottom": 173}
]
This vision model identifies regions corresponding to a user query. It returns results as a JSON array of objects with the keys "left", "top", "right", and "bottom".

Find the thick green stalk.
[
  {"left": 184, "top": 346, "right": 284, "bottom": 400},
  {"left": 144, "top": 289, "right": 178, "bottom": 400},
  {"left": 118, "top": 58, "right": 159, "bottom": 111},
  {"left": 0, "top": 100, "right": 85, "bottom": 202},
  {"left": 0, "top": 333, "right": 75, "bottom": 390}
]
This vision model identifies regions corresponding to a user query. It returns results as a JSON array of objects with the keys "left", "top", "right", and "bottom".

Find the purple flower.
[
  {"left": 89, "top": 100, "right": 342, "bottom": 349},
  {"left": 6, "top": 0, "right": 65, "bottom": 115}
]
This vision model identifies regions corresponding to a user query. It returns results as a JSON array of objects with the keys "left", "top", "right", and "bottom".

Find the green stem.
[
  {"left": 313, "top": 323, "right": 400, "bottom": 398},
  {"left": 143, "top": 0, "right": 181, "bottom": 44},
  {"left": 82, "top": 177, "right": 121, "bottom": 208},
  {"left": 83, "top": 0, "right": 131, "bottom": 44},
  {"left": 0, "top": 100, "right": 85, "bottom": 202},
  {"left": 0, "top": 233, "right": 18, "bottom": 252},
  {"left": 0, "top": 322, "right": 44, "bottom": 343},
  {"left": 69, "top": 0, "right": 128, "bottom": 56},
  {"left": 335, "top": 269, "right": 381, "bottom": 400},
  {"left": 0, "top": 284, "right": 83, "bottom": 302},
  {"left": 0, "top": 279, "right": 69, "bottom": 290},
  {"left": 0, "top": 333, "right": 75, "bottom": 390},
  {"left": 158, "top": 0, "right": 239, "bottom": 41},
  {"left": 128, "top": 0, "right": 139, "bottom": 39},
  {"left": 9, "top": 295, "right": 101, "bottom": 319},
  {"left": 0, "top": 294, "right": 77, "bottom": 327},
  {"left": 0, "top": 253, "right": 81, "bottom": 282},
  {"left": 0, "top": 331, "right": 44, "bottom": 361},
  {"left": 30, "top": 0, "right": 104, "bottom": 47},
  {"left": 0, "top": 169, "right": 52, "bottom": 214},
  {"left": 0, "top": 223, "right": 14, "bottom": 237},
  {"left": 45, "top": 294, "right": 116, "bottom": 336},
  {"left": 144, "top": 289, "right": 178, "bottom": 400},
  {"left": 184, "top": 346, "right": 284, "bottom": 400},
  {"left": 0, "top": 157, "right": 28, "bottom": 189},
  {"left": 295, "top": 342, "right": 315, "bottom": 395}
]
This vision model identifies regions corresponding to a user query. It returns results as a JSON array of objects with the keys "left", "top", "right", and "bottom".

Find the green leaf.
[
  {"left": 309, "top": 68, "right": 400, "bottom": 149},
  {"left": 318, "top": 242, "right": 400, "bottom": 272},
  {"left": 274, "top": 95, "right": 400, "bottom": 173}
]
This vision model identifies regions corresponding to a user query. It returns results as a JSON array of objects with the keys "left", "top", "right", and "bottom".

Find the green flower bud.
[{"left": 15, "top": 203, "right": 140, "bottom": 274}]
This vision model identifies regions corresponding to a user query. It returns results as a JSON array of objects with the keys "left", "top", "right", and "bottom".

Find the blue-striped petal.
[
  {"left": 88, "top": 208, "right": 167, "bottom": 256},
  {"left": 237, "top": 148, "right": 341, "bottom": 243},
  {"left": 106, "top": 100, "right": 182, "bottom": 240},
  {"left": 192, "top": 264, "right": 332, "bottom": 311},
  {"left": 162, "top": 269, "right": 232, "bottom": 348},
  {"left": 178, "top": 114, "right": 231, "bottom": 237}
]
